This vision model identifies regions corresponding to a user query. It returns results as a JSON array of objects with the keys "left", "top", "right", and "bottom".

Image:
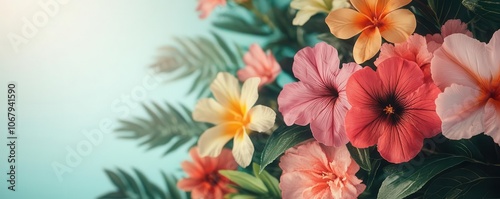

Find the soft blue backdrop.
[{"left": 0, "top": 0, "right": 213, "bottom": 198}]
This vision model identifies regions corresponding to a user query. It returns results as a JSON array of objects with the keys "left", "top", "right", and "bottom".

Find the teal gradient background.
[{"left": 0, "top": 0, "right": 211, "bottom": 198}]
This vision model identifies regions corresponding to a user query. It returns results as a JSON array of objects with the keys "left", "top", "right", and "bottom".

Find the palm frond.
[
  {"left": 98, "top": 168, "right": 188, "bottom": 199},
  {"left": 151, "top": 32, "right": 241, "bottom": 98},
  {"left": 115, "top": 102, "right": 205, "bottom": 156}
]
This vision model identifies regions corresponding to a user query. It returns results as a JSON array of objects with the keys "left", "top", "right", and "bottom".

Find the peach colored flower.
[
  {"left": 237, "top": 44, "right": 281, "bottom": 87},
  {"left": 325, "top": 0, "right": 416, "bottom": 63},
  {"left": 375, "top": 34, "right": 434, "bottom": 82},
  {"left": 291, "top": 0, "right": 351, "bottom": 26},
  {"left": 346, "top": 57, "right": 441, "bottom": 163},
  {"left": 193, "top": 72, "right": 276, "bottom": 167},
  {"left": 431, "top": 30, "right": 500, "bottom": 144},
  {"left": 177, "top": 147, "right": 238, "bottom": 199},
  {"left": 278, "top": 42, "right": 361, "bottom": 147},
  {"left": 279, "top": 140, "right": 366, "bottom": 199},
  {"left": 197, "top": 0, "right": 226, "bottom": 19},
  {"left": 425, "top": 19, "right": 472, "bottom": 53}
]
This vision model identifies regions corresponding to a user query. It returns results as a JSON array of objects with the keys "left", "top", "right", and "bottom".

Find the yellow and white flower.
[
  {"left": 291, "top": 0, "right": 350, "bottom": 26},
  {"left": 193, "top": 72, "right": 276, "bottom": 167}
]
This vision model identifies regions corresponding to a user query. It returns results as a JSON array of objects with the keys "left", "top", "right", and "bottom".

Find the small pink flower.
[
  {"left": 279, "top": 140, "right": 366, "bottom": 199},
  {"left": 196, "top": 0, "right": 226, "bottom": 19},
  {"left": 177, "top": 147, "right": 238, "bottom": 199},
  {"left": 425, "top": 19, "right": 472, "bottom": 52},
  {"left": 237, "top": 44, "right": 281, "bottom": 87},
  {"left": 431, "top": 29, "right": 500, "bottom": 144},
  {"left": 346, "top": 57, "right": 441, "bottom": 163},
  {"left": 278, "top": 42, "right": 362, "bottom": 147},
  {"left": 375, "top": 34, "right": 434, "bottom": 82}
]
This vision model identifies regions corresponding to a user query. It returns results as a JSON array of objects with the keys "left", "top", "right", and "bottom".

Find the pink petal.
[
  {"left": 280, "top": 171, "right": 319, "bottom": 199},
  {"left": 377, "top": 119, "right": 424, "bottom": 163},
  {"left": 292, "top": 42, "right": 340, "bottom": 88},
  {"left": 279, "top": 140, "right": 329, "bottom": 173},
  {"left": 486, "top": 30, "right": 500, "bottom": 76},
  {"left": 310, "top": 99, "right": 349, "bottom": 147},
  {"left": 431, "top": 33, "right": 495, "bottom": 90},
  {"left": 441, "top": 19, "right": 473, "bottom": 38},
  {"left": 483, "top": 99, "right": 500, "bottom": 144},
  {"left": 334, "top": 62, "right": 362, "bottom": 91},
  {"left": 436, "top": 84, "right": 485, "bottom": 140},
  {"left": 278, "top": 82, "right": 331, "bottom": 126}
]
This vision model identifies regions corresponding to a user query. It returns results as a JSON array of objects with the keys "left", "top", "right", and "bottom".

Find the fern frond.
[
  {"left": 151, "top": 32, "right": 241, "bottom": 98},
  {"left": 98, "top": 168, "right": 188, "bottom": 199},
  {"left": 115, "top": 102, "right": 206, "bottom": 156}
]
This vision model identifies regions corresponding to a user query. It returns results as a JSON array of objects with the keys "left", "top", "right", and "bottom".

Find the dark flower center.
[
  {"left": 383, "top": 104, "right": 395, "bottom": 115},
  {"left": 205, "top": 172, "right": 220, "bottom": 186},
  {"left": 379, "top": 93, "right": 404, "bottom": 124},
  {"left": 327, "top": 85, "right": 339, "bottom": 98}
]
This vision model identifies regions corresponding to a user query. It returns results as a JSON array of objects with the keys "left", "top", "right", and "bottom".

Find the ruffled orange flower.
[{"left": 325, "top": 0, "right": 416, "bottom": 64}]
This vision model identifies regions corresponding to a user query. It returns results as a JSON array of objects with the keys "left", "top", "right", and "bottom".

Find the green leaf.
[
  {"left": 115, "top": 102, "right": 205, "bottom": 156},
  {"left": 424, "top": 165, "right": 500, "bottom": 198},
  {"left": 100, "top": 168, "right": 188, "bottom": 199},
  {"left": 104, "top": 170, "right": 127, "bottom": 191},
  {"left": 346, "top": 143, "right": 371, "bottom": 171},
  {"left": 463, "top": 0, "right": 500, "bottom": 22},
  {"left": 252, "top": 163, "right": 281, "bottom": 198},
  {"left": 377, "top": 155, "right": 467, "bottom": 199},
  {"left": 226, "top": 193, "right": 260, "bottom": 199},
  {"left": 428, "top": 0, "right": 470, "bottom": 26},
  {"left": 259, "top": 125, "right": 312, "bottom": 172},
  {"left": 219, "top": 170, "right": 268, "bottom": 194},
  {"left": 151, "top": 34, "right": 240, "bottom": 97}
]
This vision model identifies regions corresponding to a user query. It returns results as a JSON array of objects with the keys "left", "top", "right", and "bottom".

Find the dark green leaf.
[
  {"left": 346, "top": 143, "right": 371, "bottom": 171},
  {"left": 463, "top": 0, "right": 500, "bottom": 22},
  {"left": 377, "top": 155, "right": 467, "bottom": 199},
  {"left": 259, "top": 125, "right": 312, "bottom": 172},
  {"left": 425, "top": 164, "right": 500, "bottom": 198},
  {"left": 428, "top": 0, "right": 470, "bottom": 26}
]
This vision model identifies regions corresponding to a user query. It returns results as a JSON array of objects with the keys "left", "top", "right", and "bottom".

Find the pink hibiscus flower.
[
  {"left": 237, "top": 44, "right": 281, "bottom": 87},
  {"left": 177, "top": 147, "right": 238, "bottom": 199},
  {"left": 431, "top": 30, "right": 500, "bottom": 144},
  {"left": 277, "top": 42, "right": 362, "bottom": 147},
  {"left": 279, "top": 140, "right": 366, "bottom": 199},
  {"left": 346, "top": 57, "right": 441, "bottom": 163},
  {"left": 425, "top": 19, "right": 472, "bottom": 53},
  {"left": 197, "top": 0, "right": 226, "bottom": 19},
  {"left": 375, "top": 34, "right": 434, "bottom": 82}
]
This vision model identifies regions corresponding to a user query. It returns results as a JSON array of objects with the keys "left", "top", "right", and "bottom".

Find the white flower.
[
  {"left": 193, "top": 72, "right": 276, "bottom": 167},
  {"left": 291, "top": 0, "right": 351, "bottom": 26}
]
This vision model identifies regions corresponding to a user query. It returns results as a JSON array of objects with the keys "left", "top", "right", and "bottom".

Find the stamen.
[{"left": 383, "top": 104, "right": 395, "bottom": 115}]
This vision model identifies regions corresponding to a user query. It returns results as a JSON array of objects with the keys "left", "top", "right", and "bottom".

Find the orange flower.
[
  {"left": 325, "top": 0, "right": 416, "bottom": 64},
  {"left": 177, "top": 147, "right": 238, "bottom": 199}
]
